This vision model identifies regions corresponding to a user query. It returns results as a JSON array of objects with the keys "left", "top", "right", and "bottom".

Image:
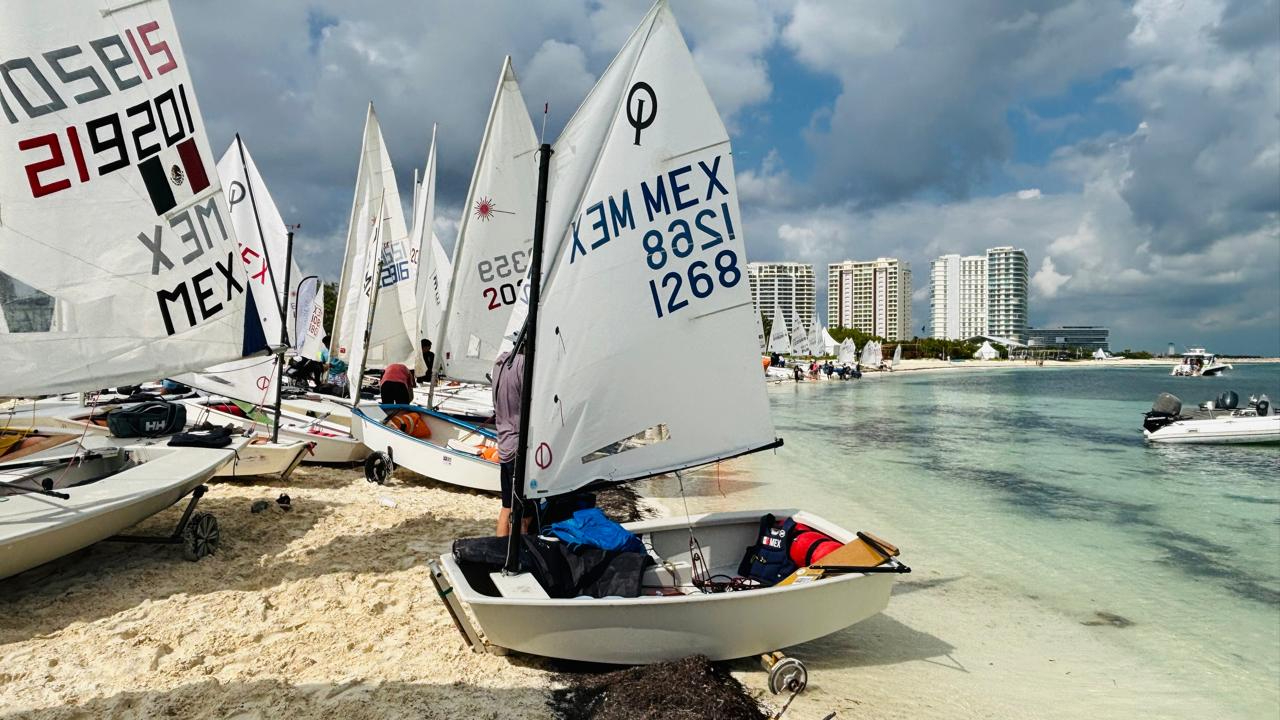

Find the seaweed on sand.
[{"left": 549, "top": 655, "right": 767, "bottom": 720}]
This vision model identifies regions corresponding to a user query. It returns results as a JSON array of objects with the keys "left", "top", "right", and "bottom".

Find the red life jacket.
[{"left": 788, "top": 524, "right": 841, "bottom": 567}]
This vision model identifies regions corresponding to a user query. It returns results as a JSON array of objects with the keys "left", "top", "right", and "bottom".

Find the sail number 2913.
[{"left": 645, "top": 203, "right": 741, "bottom": 319}]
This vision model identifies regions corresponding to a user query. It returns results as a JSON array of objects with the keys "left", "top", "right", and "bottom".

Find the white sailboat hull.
[
  {"left": 181, "top": 398, "right": 369, "bottom": 464},
  {"left": 0, "top": 435, "right": 236, "bottom": 579},
  {"left": 441, "top": 509, "right": 900, "bottom": 663},
  {"left": 351, "top": 405, "right": 500, "bottom": 492},
  {"left": 1145, "top": 414, "right": 1280, "bottom": 444},
  {"left": 214, "top": 438, "right": 309, "bottom": 479}
]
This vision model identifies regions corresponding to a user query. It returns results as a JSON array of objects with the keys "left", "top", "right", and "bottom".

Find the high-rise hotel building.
[
  {"left": 929, "top": 246, "right": 1029, "bottom": 343},
  {"left": 747, "top": 262, "right": 816, "bottom": 325},
  {"left": 930, "top": 254, "right": 988, "bottom": 340},
  {"left": 986, "top": 246, "right": 1029, "bottom": 343},
  {"left": 827, "top": 258, "right": 912, "bottom": 341}
]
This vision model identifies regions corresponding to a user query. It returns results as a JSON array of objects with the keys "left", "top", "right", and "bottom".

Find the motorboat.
[
  {"left": 1171, "top": 348, "right": 1232, "bottom": 377},
  {"left": 1143, "top": 392, "right": 1279, "bottom": 444}
]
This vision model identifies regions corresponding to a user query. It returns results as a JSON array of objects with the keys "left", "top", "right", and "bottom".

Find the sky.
[{"left": 172, "top": 0, "right": 1280, "bottom": 355}]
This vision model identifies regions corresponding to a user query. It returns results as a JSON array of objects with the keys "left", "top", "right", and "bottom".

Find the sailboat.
[
  {"left": 789, "top": 310, "right": 810, "bottom": 357},
  {"left": 422, "top": 57, "right": 540, "bottom": 421},
  {"left": 342, "top": 117, "right": 501, "bottom": 491},
  {"left": 175, "top": 138, "right": 367, "bottom": 465},
  {"left": 1, "top": 0, "right": 262, "bottom": 578},
  {"left": 767, "top": 309, "right": 792, "bottom": 356},
  {"left": 433, "top": 0, "right": 907, "bottom": 663},
  {"left": 891, "top": 343, "right": 902, "bottom": 369}
]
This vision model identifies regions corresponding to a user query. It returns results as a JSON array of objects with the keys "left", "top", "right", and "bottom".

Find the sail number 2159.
[{"left": 644, "top": 204, "right": 741, "bottom": 319}]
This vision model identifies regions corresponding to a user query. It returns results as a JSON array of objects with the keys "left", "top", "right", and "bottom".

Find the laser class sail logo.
[{"left": 626, "top": 81, "right": 656, "bottom": 145}]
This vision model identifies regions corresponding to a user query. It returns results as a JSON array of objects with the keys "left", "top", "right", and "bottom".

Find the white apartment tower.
[
  {"left": 986, "top": 246, "right": 1029, "bottom": 343},
  {"left": 827, "top": 258, "right": 912, "bottom": 341},
  {"left": 747, "top": 262, "right": 816, "bottom": 325},
  {"left": 930, "top": 254, "right": 987, "bottom": 340}
]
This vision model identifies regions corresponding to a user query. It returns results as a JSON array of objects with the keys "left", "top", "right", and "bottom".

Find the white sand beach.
[{"left": 4, "top": 447, "right": 1262, "bottom": 719}]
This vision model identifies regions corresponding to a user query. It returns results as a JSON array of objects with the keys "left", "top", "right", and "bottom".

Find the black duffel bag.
[{"left": 107, "top": 401, "right": 186, "bottom": 438}]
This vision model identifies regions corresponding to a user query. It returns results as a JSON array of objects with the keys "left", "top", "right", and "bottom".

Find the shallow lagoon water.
[{"left": 651, "top": 363, "right": 1279, "bottom": 718}]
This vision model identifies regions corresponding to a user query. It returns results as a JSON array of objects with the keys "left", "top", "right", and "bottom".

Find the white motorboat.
[
  {"left": 1143, "top": 392, "right": 1279, "bottom": 444},
  {"left": 1171, "top": 347, "right": 1232, "bottom": 377},
  {"left": 436, "top": 0, "right": 908, "bottom": 665},
  {"left": 438, "top": 509, "right": 902, "bottom": 663},
  {"left": 351, "top": 405, "right": 500, "bottom": 491}
]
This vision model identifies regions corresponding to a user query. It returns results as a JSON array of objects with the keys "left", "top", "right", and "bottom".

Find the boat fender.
[{"left": 738, "top": 514, "right": 799, "bottom": 586}]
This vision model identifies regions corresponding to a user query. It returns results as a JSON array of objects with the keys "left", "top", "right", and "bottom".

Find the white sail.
[
  {"left": 346, "top": 196, "right": 387, "bottom": 402},
  {"left": 821, "top": 326, "right": 838, "bottom": 355},
  {"left": 173, "top": 137, "right": 311, "bottom": 404},
  {"left": 409, "top": 125, "right": 449, "bottom": 372},
  {"left": 808, "top": 317, "right": 824, "bottom": 358},
  {"left": 767, "top": 310, "right": 791, "bottom": 354},
  {"left": 436, "top": 57, "right": 539, "bottom": 384},
  {"left": 860, "top": 341, "right": 876, "bottom": 367},
  {"left": 294, "top": 274, "right": 326, "bottom": 361},
  {"left": 0, "top": 0, "right": 261, "bottom": 397},
  {"left": 892, "top": 343, "right": 902, "bottom": 367},
  {"left": 331, "top": 105, "right": 415, "bottom": 369},
  {"left": 837, "top": 339, "right": 857, "bottom": 365},
  {"left": 789, "top": 310, "right": 809, "bottom": 356},
  {"left": 520, "top": 0, "right": 777, "bottom": 499}
]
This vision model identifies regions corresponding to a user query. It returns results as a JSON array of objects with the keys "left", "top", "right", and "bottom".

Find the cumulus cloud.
[{"left": 1032, "top": 257, "right": 1070, "bottom": 298}]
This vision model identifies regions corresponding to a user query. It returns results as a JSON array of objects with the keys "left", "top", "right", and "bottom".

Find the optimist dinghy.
[
  {"left": 0, "top": 0, "right": 267, "bottom": 577},
  {"left": 434, "top": 0, "right": 908, "bottom": 664}
]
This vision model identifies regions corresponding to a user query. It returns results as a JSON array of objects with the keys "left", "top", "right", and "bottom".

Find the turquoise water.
[{"left": 652, "top": 364, "right": 1279, "bottom": 717}]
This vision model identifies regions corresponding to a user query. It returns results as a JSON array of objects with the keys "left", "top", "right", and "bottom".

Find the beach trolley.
[{"left": 430, "top": 0, "right": 911, "bottom": 679}]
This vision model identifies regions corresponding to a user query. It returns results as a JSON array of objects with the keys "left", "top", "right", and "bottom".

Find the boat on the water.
[
  {"left": 1143, "top": 391, "right": 1278, "bottom": 444},
  {"left": 1171, "top": 348, "right": 1232, "bottom": 377},
  {"left": 435, "top": 0, "right": 909, "bottom": 664}
]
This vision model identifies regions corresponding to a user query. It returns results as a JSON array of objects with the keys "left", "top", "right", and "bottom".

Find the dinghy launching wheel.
[
  {"left": 365, "top": 451, "right": 392, "bottom": 484},
  {"left": 760, "top": 652, "right": 808, "bottom": 695},
  {"left": 182, "top": 512, "right": 220, "bottom": 561}
]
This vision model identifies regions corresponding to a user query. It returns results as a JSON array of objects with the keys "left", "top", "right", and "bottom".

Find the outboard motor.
[
  {"left": 1144, "top": 392, "right": 1183, "bottom": 434},
  {"left": 1258, "top": 394, "right": 1271, "bottom": 417},
  {"left": 1216, "top": 390, "right": 1239, "bottom": 410}
]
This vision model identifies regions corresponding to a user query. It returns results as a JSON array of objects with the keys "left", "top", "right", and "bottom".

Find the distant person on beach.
[
  {"left": 379, "top": 363, "right": 414, "bottom": 405},
  {"left": 418, "top": 339, "right": 435, "bottom": 383},
  {"left": 793, "top": 365, "right": 803, "bottom": 382},
  {"left": 492, "top": 344, "right": 530, "bottom": 537}
]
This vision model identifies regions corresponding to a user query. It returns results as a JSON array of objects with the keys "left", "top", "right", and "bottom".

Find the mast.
[
  {"left": 271, "top": 230, "right": 296, "bottom": 442},
  {"left": 503, "top": 142, "right": 552, "bottom": 574}
]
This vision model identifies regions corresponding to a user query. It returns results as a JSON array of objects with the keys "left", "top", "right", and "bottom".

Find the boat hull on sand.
[
  {"left": 0, "top": 434, "right": 237, "bottom": 579},
  {"left": 440, "top": 509, "right": 902, "bottom": 663},
  {"left": 180, "top": 398, "right": 368, "bottom": 464},
  {"left": 1145, "top": 414, "right": 1280, "bottom": 444},
  {"left": 351, "top": 404, "right": 499, "bottom": 492}
]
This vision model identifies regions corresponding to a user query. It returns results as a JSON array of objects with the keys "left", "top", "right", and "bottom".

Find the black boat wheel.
[
  {"left": 365, "top": 451, "right": 392, "bottom": 485},
  {"left": 182, "top": 512, "right": 220, "bottom": 561}
]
